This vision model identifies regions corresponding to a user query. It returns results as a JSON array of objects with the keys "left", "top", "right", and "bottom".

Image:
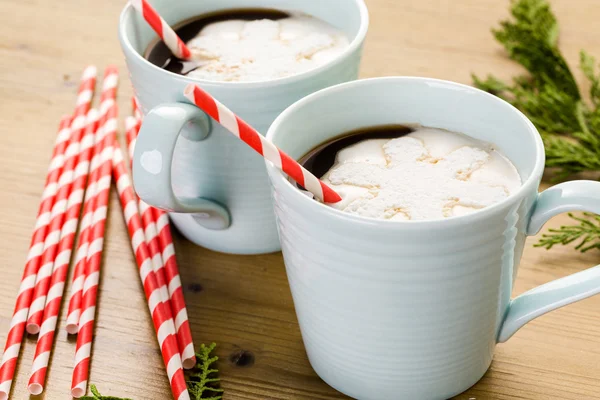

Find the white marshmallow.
[
  {"left": 186, "top": 14, "right": 349, "bottom": 82},
  {"left": 321, "top": 128, "right": 522, "bottom": 221}
]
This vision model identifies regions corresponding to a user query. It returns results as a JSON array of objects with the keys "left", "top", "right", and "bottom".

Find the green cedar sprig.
[
  {"left": 472, "top": 0, "right": 600, "bottom": 180},
  {"left": 473, "top": 0, "right": 600, "bottom": 252},
  {"left": 535, "top": 213, "right": 600, "bottom": 252},
  {"left": 81, "top": 385, "right": 133, "bottom": 400},
  {"left": 186, "top": 343, "right": 223, "bottom": 400},
  {"left": 86, "top": 343, "right": 223, "bottom": 399}
]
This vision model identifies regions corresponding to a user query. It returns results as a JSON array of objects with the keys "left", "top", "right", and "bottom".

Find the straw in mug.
[
  {"left": 129, "top": 0, "right": 191, "bottom": 60},
  {"left": 182, "top": 84, "right": 342, "bottom": 204}
]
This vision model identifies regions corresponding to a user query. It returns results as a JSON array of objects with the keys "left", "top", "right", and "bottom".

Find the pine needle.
[
  {"left": 81, "top": 385, "right": 132, "bottom": 400},
  {"left": 535, "top": 213, "right": 600, "bottom": 252},
  {"left": 581, "top": 51, "right": 600, "bottom": 106},
  {"left": 186, "top": 343, "right": 223, "bottom": 400},
  {"left": 473, "top": 0, "right": 600, "bottom": 251},
  {"left": 473, "top": 0, "right": 600, "bottom": 177},
  {"left": 86, "top": 343, "right": 224, "bottom": 400}
]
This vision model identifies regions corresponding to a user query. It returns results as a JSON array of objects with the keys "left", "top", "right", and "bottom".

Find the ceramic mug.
[
  {"left": 118, "top": 0, "right": 369, "bottom": 254},
  {"left": 265, "top": 77, "right": 600, "bottom": 400}
]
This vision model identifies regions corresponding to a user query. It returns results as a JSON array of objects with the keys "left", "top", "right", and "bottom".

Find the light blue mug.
[
  {"left": 118, "top": 0, "right": 369, "bottom": 254},
  {"left": 265, "top": 77, "right": 600, "bottom": 400}
]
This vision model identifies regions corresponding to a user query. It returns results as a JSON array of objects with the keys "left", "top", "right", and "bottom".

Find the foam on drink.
[
  {"left": 184, "top": 13, "right": 349, "bottom": 82},
  {"left": 320, "top": 127, "right": 521, "bottom": 221}
]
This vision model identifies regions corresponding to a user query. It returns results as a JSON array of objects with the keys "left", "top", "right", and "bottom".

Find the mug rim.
[
  {"left": 265, "top": 76, "right": 546, "bottom": 228},
  {"left": 118, "top": 0, "right": 369, "bottom": 89}
]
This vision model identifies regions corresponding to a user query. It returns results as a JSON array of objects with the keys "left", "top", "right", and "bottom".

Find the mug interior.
[
  {"left": 119, "top": 0, "right": 368, "bottom": 86},
  {"left": 266, "top": 77, "right": 545, "bottom": 221}
]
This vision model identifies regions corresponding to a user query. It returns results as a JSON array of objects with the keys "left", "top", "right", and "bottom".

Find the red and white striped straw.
[
  {"left": 0, "top": 115, "right": 73, "bottom": 400},
  {"left": 66, "top": 66, "right": 119, "bottom": 333},
  {"left": 126, "top": 116, "right": 196, "bottom": 369},
  {"left": 153, "top": 208, "right": 196, "bottom": 369},
  {"left": 138, "top": 201, "right": 178, "bottom": 334},
  {"left": 0, "top": 65, "right": 96, "bottom": 399},
  {"left": 26, "top": 69, "right": 98, "bottom": 333},
  {"left": 64, "top": 129, "right": 101, "bottom": 334},
  {"left": 113, "top": 147, "right": 190, "bottom": 400},
  {"left": 132, "top": 96, "right": 143, "bottom": 121},
  {"left": 123, "top": 119, "right": 175, "bottom": 331},
  {"left": 183, "top": 84, "right": 342, "bottom": 204},
  {"left": 71, "top": 104, "right": 118, "bottom": 398},
  {"left": 28, "top": 110, "right": 100, "bottom": 395},
  {"left": 129, "top": 0, "right": 191, "bottom": 60},
  {"left": 26, "top": 121, "right": 84, "bottom": 333},
  {"left": 125, "top": 116, "right": 141, "bottom": 158},
  {"left": 64, "top": 147, "right": 98, "bottom": 335}
]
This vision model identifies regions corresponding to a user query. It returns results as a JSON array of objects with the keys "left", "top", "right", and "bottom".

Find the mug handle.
[
  {"left": 497, "top": 180, "right": 600, "bottom": 342},
  {"left": 132, "top": 103, "right": 231, "bottom": 230}
]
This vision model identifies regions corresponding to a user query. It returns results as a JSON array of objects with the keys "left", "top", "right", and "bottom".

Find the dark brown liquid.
[
  {"left": 299, "top": 125, "right": 416, "bottom": 184},
  {"left": 145, "top": 8, "right": 290, "bottom": 76}
]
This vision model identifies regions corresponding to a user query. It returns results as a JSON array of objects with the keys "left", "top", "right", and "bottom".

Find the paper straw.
[
  {"left": 138, "top": 201, "right": 178, "bottom": 329},
  {"left": 0, "top": 114, "right": 74, "bottom": 400},
  {"left": 27, "top": 110, "right": 99, "bottom": 395},
  {"left": 125, "top": 116, "right": 141, "bottom": 159},
  {"left": 71, "top": 104, "right": 118, "bottom": 398},
  {"left": 132, "top": 96, "right": 143, "bottom": 121},
  {"left": 153, "top": 208, "right": 196, "bottom": 369},
  {"left": 66, "top": 66, "right": 119, "bottom": 333},
  {"left": 27, "top": 67, "right": 98, "bottom": 333},
  {"left": 183, "top": 84, "right": 342, "bottom": 204},
  {"left": 64, "top": 123, "right": 102, "bottom": 334},
  {"left": 129, "top": 0, "right": 191, "bottom": 60},
  {"left": 26, "top": 121, "right": 84, "bottom": 333},
  {"left": 113, "top": 147, "right": 190, "bottom": 400},
  {"left": 125, "top": 116, "right": 196, "bottom": 369},
  {"left": 124, "top": 118, "right": 176, "bottom": 331}
]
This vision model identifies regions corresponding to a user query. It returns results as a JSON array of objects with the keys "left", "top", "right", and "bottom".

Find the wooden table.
[{"left": 1, "top": 0, "right": 599, "bottom": 398}]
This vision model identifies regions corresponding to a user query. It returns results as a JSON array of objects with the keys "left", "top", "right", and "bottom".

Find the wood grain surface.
[{"left": 1, "top": 0, "right": 600, "bottom": 399}]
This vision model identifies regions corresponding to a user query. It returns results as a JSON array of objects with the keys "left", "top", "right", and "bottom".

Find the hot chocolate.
[
  {"left": 300, "top": 125, "right": 521, "bottom": 221},
  {"left": 145, "top": 8, "right": 350, "bottom": 82}
]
